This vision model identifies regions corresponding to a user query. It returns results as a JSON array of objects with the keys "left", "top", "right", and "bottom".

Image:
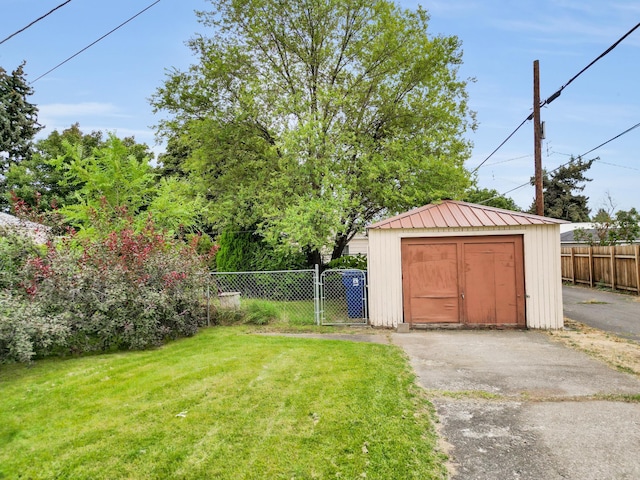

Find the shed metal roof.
[{"left": 367, "top": 200, "right": 568, "bottom": 230}]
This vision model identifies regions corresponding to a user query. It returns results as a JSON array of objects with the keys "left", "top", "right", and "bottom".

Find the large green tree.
[
  {"left": 4, "top": 123, "right": 103, "bottom": 210},
  {"left": 0, "top": 63, "right": 42, "bottom": 211},
  {"left": 529, "top": 157, "right": 594, "bottom": 221},
  {"left": 5, "top": 124, "right": 159, "bottom": 215},
  {"left": 52, "top": 134, "right": 206, "bottom": 236},
  {"left": 152, "top": 0, "right": 475, "bottom": 264},
  {"left": 463, "top": 187, "right": 521, "bottom": 211}
]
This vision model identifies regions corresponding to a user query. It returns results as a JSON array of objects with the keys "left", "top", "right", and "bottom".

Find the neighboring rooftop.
[
  {"left": 367, "top": 200, "right": 568, "bottom": 230},
  {"left": 561, "top": 229, "right": 597, "bottom": 243},
  {"left": 0, "top": 212, "right": 50, "bottom": 243}
]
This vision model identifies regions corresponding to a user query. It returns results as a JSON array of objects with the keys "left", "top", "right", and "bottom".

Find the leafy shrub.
[
  {"left": 0, "top": 292, "right": 69, "bottom": 363},
  {"left": 327, "top": 254, "right": 367, "bottom": 270},
  {"left": 216, "top": 227, "right": 308, "bottom": 272},
  {"left": 0, "top": 213, "right": 210, "bottom": 363},
  {"left": 9, "top": 191, "right": 69, "bottom": 236},
  {"left": 186, "top": 232, "right": 219, "bottom": 270},
  {"left": 21, "top": 220, "right": 208, "bottom": 354},
  {"left": 0, "top": 228, "right": 43, "bottom": 290}
]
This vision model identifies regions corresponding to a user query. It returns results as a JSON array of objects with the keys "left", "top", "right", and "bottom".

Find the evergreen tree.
[
  {"left": 529, "top": 157, "right": 594, "bottom": 221},
  {"left": 216, "top": 226, "right": 308, "bottom": 272},
  {"left": 0, "top": 62, "right": 42, "bottom": 211}
]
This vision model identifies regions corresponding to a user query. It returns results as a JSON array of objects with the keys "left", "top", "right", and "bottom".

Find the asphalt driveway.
[
  {"left": 563, "top": 285, "right": 640, "bottom": 342},
  {"left": 392, "top": 330, "right": 640, "bottom": 480}
]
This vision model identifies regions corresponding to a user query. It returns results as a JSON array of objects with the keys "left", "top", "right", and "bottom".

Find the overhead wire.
[
  {"left": 580, "top": 121, "right": 640, "bottom": 157},
  {"left": 470, "top": 118, "right": 529, "bottom": 174},
  {"left": 483, "top": 153, "right": 533, "bottom": 168},
  {"left": 480, "top": 120, "right": 640, "bottom": 202},
  {"left": 0, "top": 0, "right": 73, "bottom": 46},
  {"left": 31, "top": 0, "right": 162, "bottom": 84},
  {"left": 471, "top": 20, "right": 640, "bottom": 173},
  {"left": 598, "top": 160, "right": 640, "bottom": 172},
  {"left": 539, "top": 21, "right": 640, "bottom": 109}
]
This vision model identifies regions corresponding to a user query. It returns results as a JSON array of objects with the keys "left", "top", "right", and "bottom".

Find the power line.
[
  {"left": 31, "top": 0, "right": 161, "bottom": 84},
  {"left": 483, "top": 153, "right": 533, "bottom": 168},
  {"left": 470, "top": 117, "right": 530, "bottom": 173},
  {"left": 471, "top": 21, "right": 640, "bottom": 173},
  {"left": 598, "top": 160, "right": 640, "bottom": 172},
  {"left": 580, "top": 121, "right": 640, "bottom": 157},
  {"left": 0, "top": 0, "right": 73, "bottom": 46},
  {"left": 482, "top": 120, "right": 640, "bottom": 203},
  {"left": 540, "top": 21, "right": 640, "bottom": 108}
]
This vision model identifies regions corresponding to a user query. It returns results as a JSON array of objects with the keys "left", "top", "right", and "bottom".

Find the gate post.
[
  {"left": 206, "top": 277, "right": 211, "bottom": 327},
  {"left": 314, "top": 264, "right": 320, "bottom": 325}
]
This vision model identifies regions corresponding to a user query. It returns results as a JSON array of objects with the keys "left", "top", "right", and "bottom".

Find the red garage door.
[{"left": 401, "top": 236, "right": 525, "bottom": 327}]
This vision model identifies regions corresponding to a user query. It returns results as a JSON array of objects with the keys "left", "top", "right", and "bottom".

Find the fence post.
[
  {"left": 610, "top": 246, "right": 616, "bottom": 291},
  {"left": 314, "top": 264, "right": 320, "bottom": 325},
  {"left": 570, "top": 248, "right": 576, "bottom": 284},
  {"left": 206, "top": 275, "right": 211, "bottom": 327},
  {"left": 588, "top": 247, "right": 594, "bottom": 288},
  {"left": 636, "top": 245, "right": 640, "bottom": 295}
]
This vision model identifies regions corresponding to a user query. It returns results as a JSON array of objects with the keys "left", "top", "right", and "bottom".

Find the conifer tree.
[
  {"left": 0, "top": 62, "right": 42, "bottom": 210},
  {"left": 529, "top": 157, "right": 594, "bottom": 221}
]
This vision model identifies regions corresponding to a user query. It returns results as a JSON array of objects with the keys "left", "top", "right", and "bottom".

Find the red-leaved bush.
[
  {"left": 1, "top": 208, "right": 213, "bottom": 362},
  {"left": 34, "top": 222, "right": 207, "bottom": 352}
]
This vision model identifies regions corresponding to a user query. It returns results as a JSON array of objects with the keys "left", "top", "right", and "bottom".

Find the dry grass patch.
[{"left": 548, "top": 319, "right": 640, "bottom": 375}]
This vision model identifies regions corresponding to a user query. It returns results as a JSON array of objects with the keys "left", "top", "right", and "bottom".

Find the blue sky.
[{"left": 1, "top": 0, "right": 639, "bottom": 213}]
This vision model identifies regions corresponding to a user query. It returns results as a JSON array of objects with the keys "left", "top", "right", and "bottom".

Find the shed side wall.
[
  {"left": 522, "top": 224, "right": 563, "bottom": 329},
  {"left": 368, "top": 229, "right": 403, "bottom": 327},
  {"left": 367, "top": 225, "right": 563, "bottom": 329}
]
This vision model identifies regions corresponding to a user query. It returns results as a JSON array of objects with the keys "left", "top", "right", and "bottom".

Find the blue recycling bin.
[{"left": 341, "top": 270, "right": 364, "bottom": 318}]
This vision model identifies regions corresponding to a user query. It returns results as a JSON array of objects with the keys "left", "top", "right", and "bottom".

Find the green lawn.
[
  {"left": 215, "top": 298, "right": 367, "bottom": 326},
  {"left": 0, "top": 328, "right": 447, "bottom": 479}
]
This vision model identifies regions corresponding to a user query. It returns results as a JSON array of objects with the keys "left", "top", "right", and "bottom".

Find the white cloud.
[
  {"left": 36, "top": 102, "right": 159, "bottom": 146},
  {"left": 491, "top": 14, "right": 640, "bottom": 48},
  {"left": 38, "top": 102, "right": 120, "bottom": 118}
]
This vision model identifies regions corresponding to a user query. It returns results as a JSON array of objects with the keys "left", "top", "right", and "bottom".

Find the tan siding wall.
[
  {"left": 367, "top": 229, "right": 402, "bottom": 327},
  {"left": 367, "top": 225, "right": 563, "bottom": 329},
  {"left": 346, "top": 235, "right": 369, "bottom": 256}
]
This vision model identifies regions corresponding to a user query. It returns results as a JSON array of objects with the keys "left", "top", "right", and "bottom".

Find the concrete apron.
[{"left": 391, "top": 330, "right": 640, "bottom": 480}]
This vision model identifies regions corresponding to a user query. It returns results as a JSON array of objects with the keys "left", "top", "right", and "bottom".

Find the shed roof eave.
[{"left": 367, "top": 200, "right": 569, "bottom": 230}]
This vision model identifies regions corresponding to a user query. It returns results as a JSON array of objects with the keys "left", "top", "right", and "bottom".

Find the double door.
[{"left": 401, "top": 235, "right": 525, "bottom": 326}]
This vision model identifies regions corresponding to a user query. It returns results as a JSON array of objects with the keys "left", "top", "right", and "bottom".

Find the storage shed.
[{"left": 367, "top": 200, "right": 567, "bottom": 330}]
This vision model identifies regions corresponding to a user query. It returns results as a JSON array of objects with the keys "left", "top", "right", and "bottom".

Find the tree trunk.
[
  {"left": 307, "top": 249, "right": 323, "bottom": 268},
  {"left": 331, "top": 234, "right": 349, "bottom": 261}
]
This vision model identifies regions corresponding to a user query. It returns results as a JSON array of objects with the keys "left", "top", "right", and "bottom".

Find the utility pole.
[{"left": 533, "top": 60, "right": 544, "bottom": 216}]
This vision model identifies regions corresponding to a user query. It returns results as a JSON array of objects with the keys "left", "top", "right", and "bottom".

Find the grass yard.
[
  {"left": 215, "top": 298, "right": 367, "bottom": 326},
  {"left": 0, "top": 328, "right": 447, "bottom": 479}
]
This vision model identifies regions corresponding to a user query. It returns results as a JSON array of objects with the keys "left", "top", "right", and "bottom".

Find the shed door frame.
[{"left": 401, "top": 235, "right": 525, "bottom": 327}]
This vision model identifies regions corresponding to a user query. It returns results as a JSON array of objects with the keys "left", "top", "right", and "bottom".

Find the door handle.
[{"left": 461, "top": 292, "right": 465, "bottom": 300}]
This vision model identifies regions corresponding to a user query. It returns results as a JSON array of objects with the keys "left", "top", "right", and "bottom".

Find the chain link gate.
[{"left": 319, "top": 269, "right": 368, "bottom": 325}]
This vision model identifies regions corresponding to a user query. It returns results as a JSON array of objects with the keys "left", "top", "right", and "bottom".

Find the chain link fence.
[
  {"left": 207, "top": 268, "right": 369, "bottom": 326},
  {"left": 208, "top": 270, "right": 319, "bottom": 325}
]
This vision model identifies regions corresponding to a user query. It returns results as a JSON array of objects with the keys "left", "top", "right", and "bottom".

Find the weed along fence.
[
  {"left": 207, "top": 268, "right": 368, "bottom": 326},
  {"left": 561, "top": 245, "right": 640, "bottom": 294}
]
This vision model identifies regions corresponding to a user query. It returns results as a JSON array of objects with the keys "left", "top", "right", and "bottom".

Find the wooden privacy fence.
[{"left": 561, "top": 245, "right": 640, "bottom": 294}]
